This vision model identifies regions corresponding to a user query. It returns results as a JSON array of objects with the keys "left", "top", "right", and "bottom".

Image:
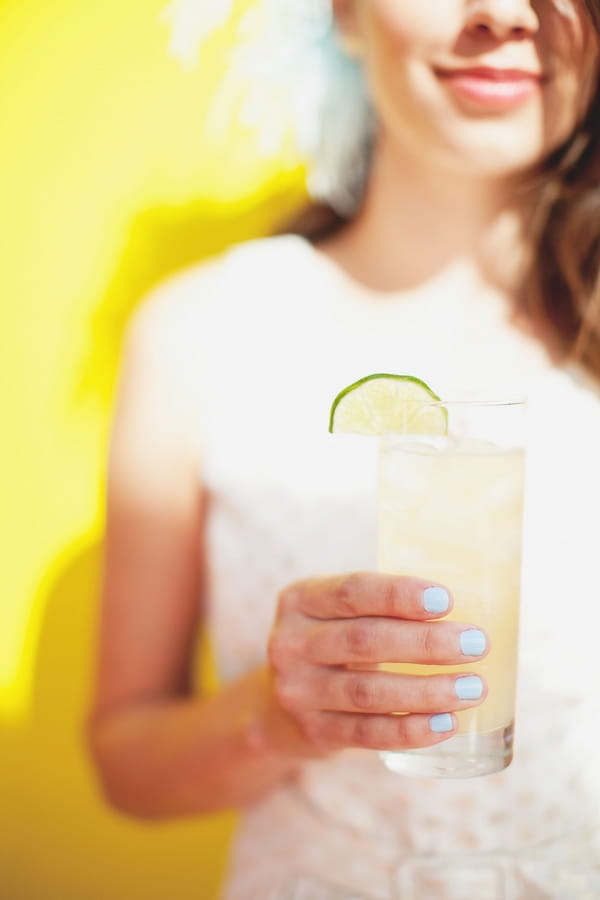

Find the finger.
[
  {"left": 306, "top": 709, "right": 458, "bottom": 752},
  {"left": 302, "top": 669, "right": 486, "bottom": 715},
  {"left": 285, "top": 572, "right": 453, "bottom": 621},
  {"left": 304, "top": 618, "right": 489, "bottom": 666}
]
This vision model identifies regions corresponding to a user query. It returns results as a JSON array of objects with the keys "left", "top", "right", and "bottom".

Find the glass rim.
[{"left": 425, "top": 397, "right": 527, "bottom": 409}]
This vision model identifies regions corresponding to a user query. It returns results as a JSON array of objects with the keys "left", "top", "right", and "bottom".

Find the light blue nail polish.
[
  {"left": 430, "top": 713, "right": 454, "bottom": 734},
  {"left": 459, "top": 629, "right": 487, "bottom": 656},
  {"left": 423, "top": 587, "right": 450, "bottom": 614},
  {"left": 455, "top": 675, "right": 484, "bottom": 700}
]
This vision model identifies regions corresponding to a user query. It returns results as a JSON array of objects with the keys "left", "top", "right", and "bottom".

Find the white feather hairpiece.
[
  {"left": 163, "top": 0, "right": 235, "bottom": 66},
  {"left": 162, "top": 0, "right": 374, "bottom": 216}
]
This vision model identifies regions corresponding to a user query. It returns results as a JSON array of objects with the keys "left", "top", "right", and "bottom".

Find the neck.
[{"left": 323, "top": 135, "right": 531, "bottom": 295}]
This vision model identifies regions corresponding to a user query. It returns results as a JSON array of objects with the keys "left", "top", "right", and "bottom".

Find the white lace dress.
[{"left": 189, "top": 236, "right": 600, "bottom": 900}]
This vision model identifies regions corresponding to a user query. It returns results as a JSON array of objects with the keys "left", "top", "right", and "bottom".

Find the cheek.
[
  {"left": 360, "top": 0, "right": 446, "bottom": 111},
  {"left": 362, "top": 0, "right": 447, "bottom": 57}
]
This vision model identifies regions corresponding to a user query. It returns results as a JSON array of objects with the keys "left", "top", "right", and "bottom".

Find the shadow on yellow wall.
[{"left": 2, "top": 536, "right": 237, "bottom": 900}]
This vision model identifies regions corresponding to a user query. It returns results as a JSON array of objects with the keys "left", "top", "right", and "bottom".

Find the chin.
[
  {"left": 445, "top": 149, "right": 548, "bottom": 180},
  {"left": 436, "top": 122, "right": 571, "bottom": 181}
]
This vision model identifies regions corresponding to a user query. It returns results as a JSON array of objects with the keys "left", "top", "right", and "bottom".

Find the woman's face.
[{"left": 335, "top": 0, "right": 599, "bottom": 177}]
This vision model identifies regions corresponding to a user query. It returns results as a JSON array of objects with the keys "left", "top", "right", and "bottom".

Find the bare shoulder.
[
  {"left": 115, "top": 258, "right": 227, "bottom": 458},
  {"left": 119, "top": 235, "right": 298, "bottom": 435},
  {"left": 125, "top": 257, "right": 224, "bottom": 365},
  {"left": 124, "top": 234, "right": 287, "bottom": 366},
  {"left": 128, "top": 234, "right": 292, "bottom": 341}
]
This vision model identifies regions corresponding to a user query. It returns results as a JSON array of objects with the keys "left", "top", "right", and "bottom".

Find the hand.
[{"left": 265, "top": 572, "right": 488, "bottom": 756}]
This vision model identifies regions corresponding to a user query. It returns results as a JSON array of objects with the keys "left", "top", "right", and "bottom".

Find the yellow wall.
[{"left": 0, "top": 1, "right": 304, "bottom": 896}]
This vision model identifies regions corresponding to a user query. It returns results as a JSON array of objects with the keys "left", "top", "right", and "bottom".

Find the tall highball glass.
[{"left": 378, "top": 399, "right": 527, "bottom": 778}]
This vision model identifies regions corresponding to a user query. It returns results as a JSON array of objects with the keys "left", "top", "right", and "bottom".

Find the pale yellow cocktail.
[
  {"left": 328, "top": 377, "right": 527, "bottom": 778},
  {"left": 378, "top": 427, "right": 525, "bottom": 777}
]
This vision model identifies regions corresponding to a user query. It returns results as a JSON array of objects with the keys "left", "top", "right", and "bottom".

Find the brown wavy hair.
[
  {"left": 281, "top": 0, "right": 600, "bottom": 380},
  {"left": 523, "top": 0, "right": 600, "bottom": 376}
]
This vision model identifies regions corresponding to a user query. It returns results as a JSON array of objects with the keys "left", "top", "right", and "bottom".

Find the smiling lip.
[{"left": 435, "top": 66, "right": 546, "bottom": 110}]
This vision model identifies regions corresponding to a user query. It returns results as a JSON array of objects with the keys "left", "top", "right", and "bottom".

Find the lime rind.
[{"left": 328, "top": 373, "right": 447, "bottom": 436}]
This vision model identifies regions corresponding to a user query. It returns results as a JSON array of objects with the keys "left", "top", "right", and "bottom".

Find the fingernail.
[
  {"left": 423, "top": 587, "right": 450, "bottom": 614},
  {"left": 430, "top": 713, "right": 454, "bottom": 734},
  {"left": 455, "top": 675, "right": 484, "bottom": 700},
  {"left": 459, "top": 630, "right": 487, "bottom": 656}
]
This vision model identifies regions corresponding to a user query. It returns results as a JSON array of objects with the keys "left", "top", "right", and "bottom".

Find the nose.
[{"left": 465, "top": 0, "right": 540, "bottom": 40}]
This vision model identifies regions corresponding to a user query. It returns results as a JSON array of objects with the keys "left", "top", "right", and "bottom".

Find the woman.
[{"left": 88, "top": 1, "right": 600, "bottom": 898}]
